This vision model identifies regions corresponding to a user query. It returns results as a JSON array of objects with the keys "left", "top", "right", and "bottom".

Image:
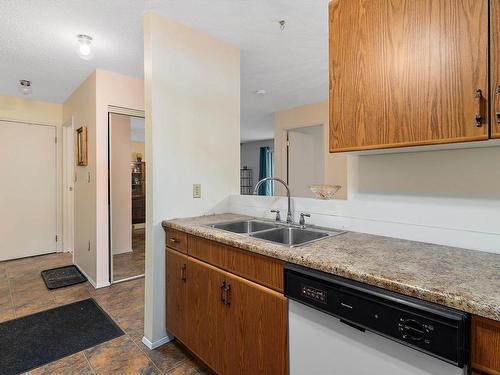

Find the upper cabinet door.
[
  {"left": 329, "top": 0, "right": 489, "bottom": 152},
  {"left": 492, "top": 0, "right": 500, "bottom": 138}
]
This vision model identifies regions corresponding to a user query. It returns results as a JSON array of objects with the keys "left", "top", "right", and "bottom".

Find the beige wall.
[
  {"left": 63, "top": 69, "right": 143, "bottom": 287},
  {"left": 144, "top": 11, "right": 240, "bottom": 344},
  {"left": 63, "top": 72, "right": 98, "bottom": 283},
  {"left": 0, "top": 95, "right": 62, "bottom": 125},
  {"left": 110, "top": 114, "right": 132, "bottom": 255},
  {"left": 274, "top": 101, "right": 347, "bottom": 199}
]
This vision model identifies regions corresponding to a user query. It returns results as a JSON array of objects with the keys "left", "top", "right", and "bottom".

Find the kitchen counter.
[{"left": 163, "top": 213, "right": 500, "bottom": 321}]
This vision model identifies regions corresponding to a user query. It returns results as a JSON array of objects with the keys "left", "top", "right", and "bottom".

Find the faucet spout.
[{"left": 254, "top": 177, "right": 293, "bottom": 224}]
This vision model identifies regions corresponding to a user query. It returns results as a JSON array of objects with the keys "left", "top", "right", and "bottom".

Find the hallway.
[{"left": 0, "top": 253, "right": 209, "bottom": 374}]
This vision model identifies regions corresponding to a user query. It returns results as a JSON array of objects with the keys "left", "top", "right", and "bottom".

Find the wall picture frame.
[{"left": 76, "top": 126, "right": 88, "bottom": 166}]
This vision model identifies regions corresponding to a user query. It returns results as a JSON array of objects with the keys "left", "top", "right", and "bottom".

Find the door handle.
[
  {"left": 224, "top": 284, "right": 231, "bottom": 307},
  {"left": 220, "top": 281, "right": 226, "bottom": 304},
  {"left": 474, "top": 89, "right": 484, "bottom": 127},
  {"left": 181, "top": 264, "right": 186, "bottom": 282}
]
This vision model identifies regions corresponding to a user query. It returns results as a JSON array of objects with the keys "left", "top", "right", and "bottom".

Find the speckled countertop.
[{"left": 163, "top": 213, "right": 500, "bottom": 321}]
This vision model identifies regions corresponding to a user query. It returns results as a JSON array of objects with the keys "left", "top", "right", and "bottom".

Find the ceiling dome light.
[
  {"left": 77, "top": 34, "right": 93, "bottom": 60},
  {"left": 19, "top": 80, "right": 32, "bottom": 96}
]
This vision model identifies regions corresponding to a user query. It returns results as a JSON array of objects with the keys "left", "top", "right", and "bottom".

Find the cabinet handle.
[
  {"left": 496, "top": 85, "right": 500, "bottom": 124},
  {"left": 181, "top": 264, "right": 187, "bottom": 282},
  {"left": 224, "top": 284, "right": 231, "bottom": 307},
  {"left": 220, "top": 281, "right": 226, "bottom": 304},
  {"left": 169, "top": 238, "right": 180, "bottom": 244},
  {"left": 474, "top": 89, "right": 484, "bottom": 127}
]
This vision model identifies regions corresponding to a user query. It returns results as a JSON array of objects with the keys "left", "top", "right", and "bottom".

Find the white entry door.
[{"left": 0, "top": 121, "right": 57, "bottom": 261}]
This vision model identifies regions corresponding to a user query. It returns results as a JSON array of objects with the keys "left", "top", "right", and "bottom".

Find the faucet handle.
[
  {"left": 299, "top": 213, "right": 311, "bottom": 226},
  {"left": 270, "top": 209, "right": 281, "bottom": 222}
]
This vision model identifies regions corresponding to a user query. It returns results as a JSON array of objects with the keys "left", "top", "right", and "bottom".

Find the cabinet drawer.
[
  {"left": 166, "top": 228, "right": 188, "bottom": 253},
  {"left": 188, "top": 235, "right": 284, "bottom": 292}
]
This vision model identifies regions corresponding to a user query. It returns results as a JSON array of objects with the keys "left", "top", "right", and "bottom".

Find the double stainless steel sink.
[{"left": 209, "top": 219, "right": 344, "bottom": 247}]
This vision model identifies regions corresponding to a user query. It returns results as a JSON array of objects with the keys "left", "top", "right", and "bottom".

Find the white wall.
[
  {"left": 144, "top": 11, "right": 240, "bottom": 345},
  {"left": 240, "top": 139, "right": 274, "bottom": 191},
  {"left": 95, "top": 69, "right": 144, "bottom": 287},
  {"left": 110, "top": 113, "right": 132, "bottom": 255},
  {"left": 229, "top": 146, "right": 500, "bottom": 254}
]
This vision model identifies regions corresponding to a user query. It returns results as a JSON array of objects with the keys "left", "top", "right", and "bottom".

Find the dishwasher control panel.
[{"left": 285, "top": 264, "right": 470, "bottom": 369}]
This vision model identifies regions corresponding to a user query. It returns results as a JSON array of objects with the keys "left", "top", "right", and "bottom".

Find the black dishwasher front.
[{"left": 284, "top": 264, "right": 470, "bottom": 370}]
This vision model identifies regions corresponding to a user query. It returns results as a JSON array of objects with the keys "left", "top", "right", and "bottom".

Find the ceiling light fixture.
[
  {"left": 278, "top": 20, "right": 286, "bottom": 31},
  {"left": 255, "top": 89, "right": 267, "bottom": 95},
  {"left": 19, "top": 80, "right": 32, "bottom": 96},
  {"left": 77, "top": 34, "right": 93, "bottom": 60}
]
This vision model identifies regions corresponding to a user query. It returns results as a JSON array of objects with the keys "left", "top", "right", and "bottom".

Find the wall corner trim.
[{"left": 142, "top": 334, "right": 174, "bottom": 350}]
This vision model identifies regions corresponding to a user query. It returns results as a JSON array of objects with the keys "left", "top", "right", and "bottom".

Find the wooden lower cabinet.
[
  {"left": 165, "top": 249, "right": 188, "bottom": 343},
  {"left": 472, "top": 315, "right": 500, "bottom": 374},
  {"left": 166, "top": 245, "right": 288, "bottom": 374},
  {"left": 185, "top": 257, "right": 226, "bottom": 372},
  {"left": 220, "top": 270, "right": 287, "bottom": 375}
]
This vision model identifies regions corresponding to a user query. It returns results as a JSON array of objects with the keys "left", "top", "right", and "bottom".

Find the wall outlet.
[{"left": 193, "top": 184, "right": 202, "bottom": 198}]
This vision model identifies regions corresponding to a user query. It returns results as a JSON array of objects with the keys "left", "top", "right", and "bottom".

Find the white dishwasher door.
[{"left": 289, "top": 300, "right": 467, "bottom": 375}]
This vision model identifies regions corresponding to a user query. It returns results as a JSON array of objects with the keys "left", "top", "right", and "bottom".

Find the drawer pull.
[
  {"left": 169, "top": 238, "right": 180, "bottom": 244},
  {"left": 341, "top": 302, "right": 353, "bottom": 309}
]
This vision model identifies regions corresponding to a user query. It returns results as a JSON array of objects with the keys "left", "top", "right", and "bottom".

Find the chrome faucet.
[{"left": 254, "top": 177, "right": 293, "bottom": 224}]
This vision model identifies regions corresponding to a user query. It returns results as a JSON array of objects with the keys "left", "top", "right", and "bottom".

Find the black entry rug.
[
  {"left": 41, "top": 265, "right": 86, "bottom": 289},
  {"left": 0, "top": 298, "right": 124, "bottom": 375}
]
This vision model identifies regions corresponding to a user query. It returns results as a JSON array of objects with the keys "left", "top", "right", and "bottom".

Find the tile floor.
[
  {"left": 0, "top": 252, "right": 209, "bottom": 374},
  {"left": 113, "top": 228, "right": 146, "bottom": 282}
]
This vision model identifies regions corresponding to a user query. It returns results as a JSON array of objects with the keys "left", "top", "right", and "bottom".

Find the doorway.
[
  {"left": 0, "top": 120, "right": 58, "bottom": 261},
  {"left": 286, "top": 124, "right": 324, "bottom": 197},
  {"left": 108, "top": 111, "right": 145, "bottom": 283}
]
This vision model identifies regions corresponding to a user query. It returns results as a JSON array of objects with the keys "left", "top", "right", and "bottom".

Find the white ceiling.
[{"left": 0, "top": 0, "right": 329, "bottom": 142}]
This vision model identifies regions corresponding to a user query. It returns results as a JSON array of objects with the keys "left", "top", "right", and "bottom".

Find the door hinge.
[
  {"left": 55, "top": 235, "right": 58, "bottom": 242},
  {"left": 55, "top": 136, "right": 57, "bottom": 143},
  {"left": 286, "top": 140, "right": 290, "bottom": 147}
]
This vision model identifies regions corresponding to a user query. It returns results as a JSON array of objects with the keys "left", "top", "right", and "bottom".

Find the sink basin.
[
  {"left": 211, "top": 220, "right": 278, "bottom": 234},
  {"left": 250, "top": 227, "right": 340, "bottom": 247}
]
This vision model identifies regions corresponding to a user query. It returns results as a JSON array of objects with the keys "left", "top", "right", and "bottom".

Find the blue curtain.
[{"left": 258, "top": 147, "right": 274, "bottom": 196}]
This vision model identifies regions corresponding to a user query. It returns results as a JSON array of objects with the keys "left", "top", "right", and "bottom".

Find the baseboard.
[
  {"left": 73, "top": 263, "right": 101, "bottom": 289},
  {"left": 142, "top": 335, "right": 174, "bottom": 350},
  {"left": 112, "top": 248, "right": 133, "bottom": 255}
]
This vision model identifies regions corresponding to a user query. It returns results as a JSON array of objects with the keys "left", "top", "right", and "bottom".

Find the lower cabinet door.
[
  {"left": 166, "top": 249, "right": 188, "bottom": 342},
  {"left": 221, "top": 271, "right": 288, "bottom": 375},
  {"left": 186, "top": 257, "right": 225, "bottom": 373}
]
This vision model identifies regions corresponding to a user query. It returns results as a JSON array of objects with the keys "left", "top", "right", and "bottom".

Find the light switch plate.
[{"left": 193, "top": 184, "right": 201, "bottom": 198}]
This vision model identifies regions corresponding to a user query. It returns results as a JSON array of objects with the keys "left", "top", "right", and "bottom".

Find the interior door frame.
[
  {"left": 107, "top": 106, "right": 145, "bottom": 284},
  {"left": 0, "top": 117, "right": 59, "bottom": 259},
  {"left": 62, "top": 118, "right": 75, "bottom": 255}
]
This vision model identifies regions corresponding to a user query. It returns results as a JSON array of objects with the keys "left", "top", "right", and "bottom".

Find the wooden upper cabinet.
[
  {"left": 329, "top": 0, "right": 489, "bottom": 152},
  {"left": 492, "top": 0, "right": 500, "bottom": 138}
]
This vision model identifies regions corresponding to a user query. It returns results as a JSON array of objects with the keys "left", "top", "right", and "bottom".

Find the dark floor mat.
[
  {"left": 0, "top": 298, "right": 124, "bottom": 374},
  {"left": 41, "top": 265, "right": 86, "bottom": 289}
]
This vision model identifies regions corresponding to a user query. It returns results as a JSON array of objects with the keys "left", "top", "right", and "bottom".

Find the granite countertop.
[{"left": 163, "top": 213, "right": 500, "bottom": 321}]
